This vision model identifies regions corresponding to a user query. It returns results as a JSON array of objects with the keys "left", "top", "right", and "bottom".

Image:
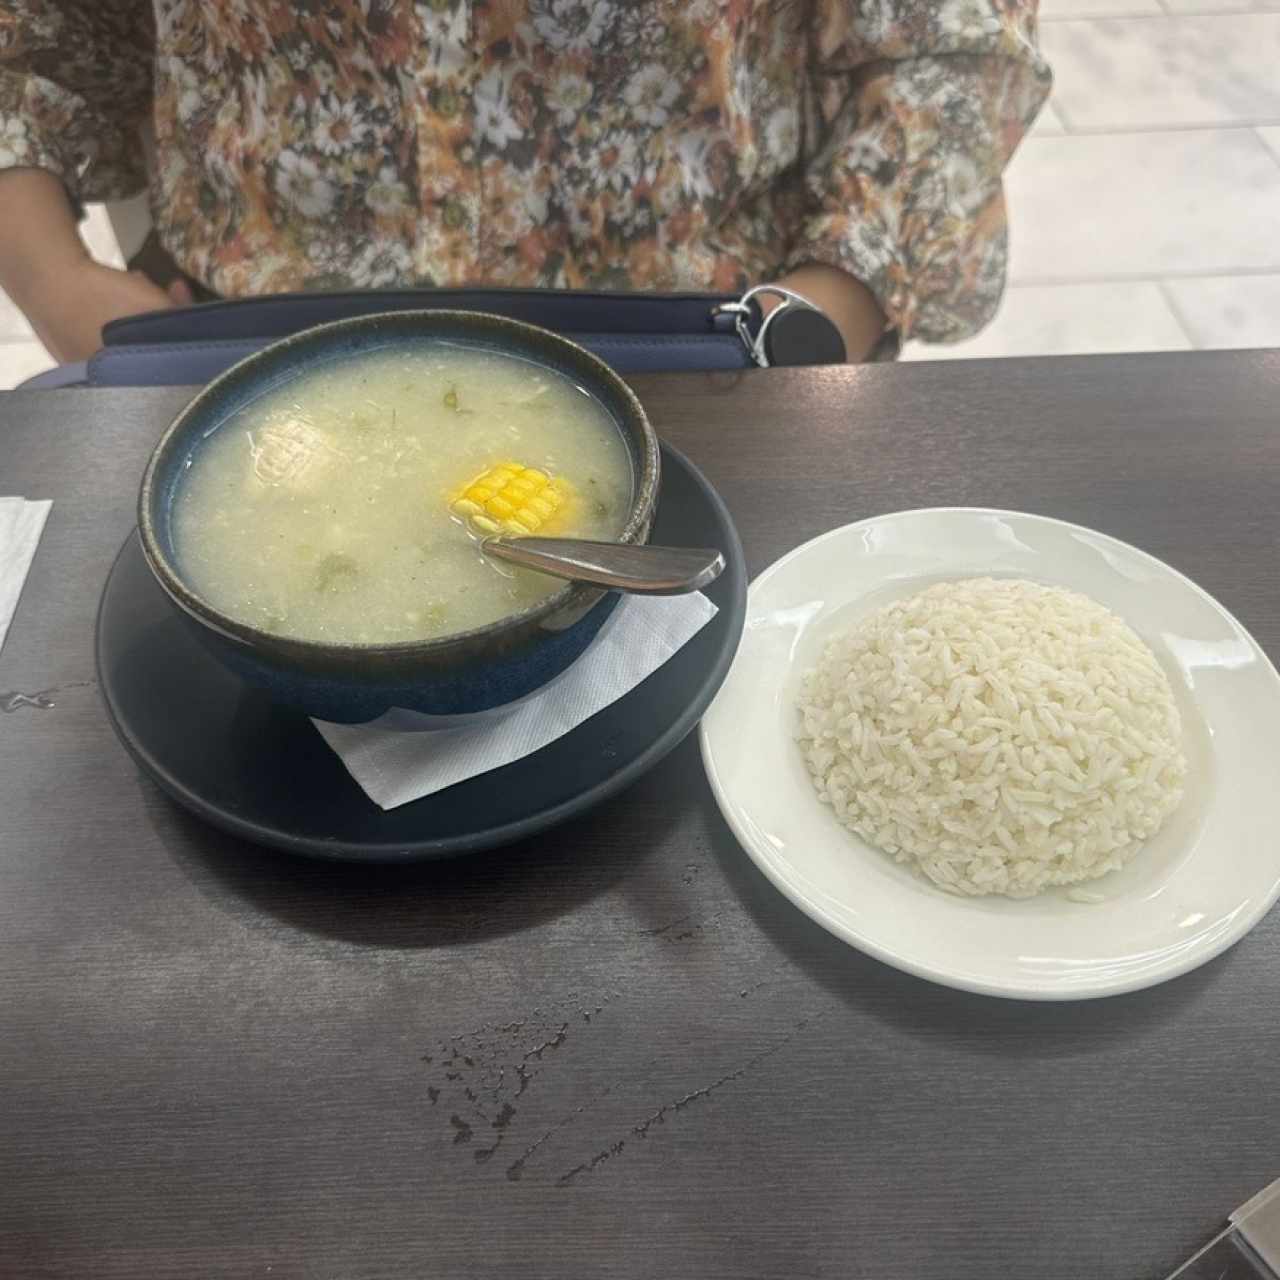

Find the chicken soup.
[{"left": 171, "top": 344, "right": 632, "bottom": 644}]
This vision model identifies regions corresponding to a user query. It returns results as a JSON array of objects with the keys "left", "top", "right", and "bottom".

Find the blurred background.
[{"left": 2, "top": 0, "right": 1277, "bottom": 387}]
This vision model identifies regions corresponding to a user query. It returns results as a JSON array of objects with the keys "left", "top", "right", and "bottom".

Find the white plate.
[{"left": 699, "top": 509, "right": 1280, "bottom": 1000}]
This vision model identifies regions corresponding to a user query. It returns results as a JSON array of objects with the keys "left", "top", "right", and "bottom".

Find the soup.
[{"left": 172, "top": 344, "right": 633, "bottom": 644}]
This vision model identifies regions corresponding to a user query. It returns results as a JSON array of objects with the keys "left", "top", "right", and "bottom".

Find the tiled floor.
[{"left": 2, "top": 5, "right": 1278, "bottom": 386}]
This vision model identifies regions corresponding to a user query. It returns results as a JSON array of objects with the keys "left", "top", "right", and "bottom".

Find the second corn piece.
[{"left": 450, "top": 462, "right": 576, "bottom": 537}]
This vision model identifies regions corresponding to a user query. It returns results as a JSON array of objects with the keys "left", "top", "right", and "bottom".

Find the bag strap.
[{"left": 102, "top": 288, "right": 743, "bottom": 346}]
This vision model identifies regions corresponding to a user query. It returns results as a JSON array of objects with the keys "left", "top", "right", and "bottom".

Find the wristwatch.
[{"left": 713, "top": 284, "right": 847, "bottom": 368}]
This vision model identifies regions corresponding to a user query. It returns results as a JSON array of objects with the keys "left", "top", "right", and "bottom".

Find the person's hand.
[
  {"left": 23, "top": 259, "right": 191, "bottom": 364},
  {"left": 771, "top": 263, "right": 886, "bottom": 363}
]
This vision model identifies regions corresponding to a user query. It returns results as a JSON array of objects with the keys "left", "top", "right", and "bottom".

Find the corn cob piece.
[{"left": 450, "top": 461, "right": 575, "bottom": 537}]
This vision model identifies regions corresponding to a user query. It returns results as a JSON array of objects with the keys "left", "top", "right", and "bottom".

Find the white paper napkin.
[
  {"left": 0, "top": 498, "right": 52, "bottom": 655},
  {"left": 314, "top": 591, "right": 719, "bottom": 809}
]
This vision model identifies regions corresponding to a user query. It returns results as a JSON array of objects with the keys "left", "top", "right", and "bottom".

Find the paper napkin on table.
[
  {"left": 0, "top": 498, "right": 52, "bottom": 655},
  {"left": 314, "top": 591, "right": 718, "bottom": 810}
]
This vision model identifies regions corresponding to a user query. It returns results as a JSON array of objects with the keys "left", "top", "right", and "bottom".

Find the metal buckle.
[{"left": 711, "top": 284, "right": 823, "bottom": 369}]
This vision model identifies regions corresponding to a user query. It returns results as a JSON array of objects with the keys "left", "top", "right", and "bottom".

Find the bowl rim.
[{"left": 137, "top": 308, "right": 660, "bottom": 658}]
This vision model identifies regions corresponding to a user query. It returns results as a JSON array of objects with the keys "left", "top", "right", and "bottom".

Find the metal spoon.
[{"left": 480, "top": 536, "right": 724, "bottom": 595}]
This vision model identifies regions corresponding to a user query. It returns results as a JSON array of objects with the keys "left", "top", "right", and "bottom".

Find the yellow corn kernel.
[{"left": 449, "top": 462, "right": 576, "bottom": 536}]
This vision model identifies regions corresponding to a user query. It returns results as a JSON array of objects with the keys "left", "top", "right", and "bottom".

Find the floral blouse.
[{"left": 0, "top": 0, "right": 1049, "bottom": 344}]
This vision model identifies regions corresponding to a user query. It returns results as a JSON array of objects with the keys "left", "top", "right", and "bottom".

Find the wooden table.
[{"left": 2, "top": 351, "right": 1279, "bottom": 1279}]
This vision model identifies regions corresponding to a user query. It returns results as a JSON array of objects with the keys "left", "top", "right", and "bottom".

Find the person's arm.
[
  {"left": 0, "top": 169, "right": 183, "bottom": 363},
  {"left": 784, "top": 0, "right": 1052, "bottom": 351},
  {"left": 0, "top": 2, "right": 180, "bottom": 362}
]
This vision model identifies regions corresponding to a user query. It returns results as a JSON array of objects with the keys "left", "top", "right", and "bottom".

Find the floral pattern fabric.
[{"left": 0, "top": 0, "right": 1050, "bottom": 343}]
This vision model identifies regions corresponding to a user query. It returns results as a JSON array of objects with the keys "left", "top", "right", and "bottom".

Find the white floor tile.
[
  {"left": 1159, "top": 0, "right": 1258, "bottom": 12},
  {"left": 79, "top": 205, "right": 124, "bottom": 269},
  {"left": 1028, "top": 101, "right": 1069, "bottom": 136},
  {"left": 1041, "top": 15, "right": 1280, "bottom": 130},
  {"left": 1040, "top": 0, "right": 1161, "bottom": 19},
  {"left": 105, "top": 193, "right": 153, "bottom": 262},
  {"left": 902, "top": 282, "right": 1191, "bottom": 360},
  {"left": 1167, "top": 0, "right": 1264, "bottom": 12},
  {"left": 1258, "top": 126, "right": 1280, "bottom": 163},
  {"left": 0, "top": 287, "right": 33, "bottom": 340},
  {"left": 0, "top": 340, "right": 55, "bottom": 390},
  {"left": 1162, "top": 273, "right": 1280, "bottom": 347},
  {"left": 1005, "top": 130, "right": 1280, "bottom": 281}
]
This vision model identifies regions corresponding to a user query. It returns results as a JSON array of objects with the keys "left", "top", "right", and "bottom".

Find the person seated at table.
[{"left": 0, "top": 0, "right": 1049, "bottom": 366}]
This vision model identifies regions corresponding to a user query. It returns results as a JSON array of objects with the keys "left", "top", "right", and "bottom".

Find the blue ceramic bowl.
[{"left": 138, "top": 311, "right": 660, "bottom": 725}]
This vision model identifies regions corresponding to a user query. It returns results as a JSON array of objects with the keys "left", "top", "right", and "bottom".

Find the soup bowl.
[{"left": 138, "top": 310, "right": 660, "bottom": 725}]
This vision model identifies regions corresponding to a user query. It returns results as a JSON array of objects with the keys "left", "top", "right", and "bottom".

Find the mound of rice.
[{"left": 796, "top": 578, "right": 1186, "bottom": 898}]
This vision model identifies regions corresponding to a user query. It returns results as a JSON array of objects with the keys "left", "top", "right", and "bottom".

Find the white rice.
[{"left": 795, "top": 578, "right": 1187, "bottom": 898}]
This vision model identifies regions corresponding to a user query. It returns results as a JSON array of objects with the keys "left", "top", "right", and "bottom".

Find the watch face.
[{"left": 763, "top": 305, "right": 847, "bottom": 366}]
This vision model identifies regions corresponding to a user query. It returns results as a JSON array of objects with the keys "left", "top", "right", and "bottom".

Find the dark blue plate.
[{"left": 96, "top": 441, "right": 746, "bottom": 861}]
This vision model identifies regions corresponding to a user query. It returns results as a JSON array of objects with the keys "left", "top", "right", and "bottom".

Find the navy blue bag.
[{"left": 23, "top": 288, "right": 754, "bottom": 388}]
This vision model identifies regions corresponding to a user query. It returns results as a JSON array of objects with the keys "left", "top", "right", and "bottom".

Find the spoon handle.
[{"left": 481, "top": 537, "right": 724, "bottom": 595}]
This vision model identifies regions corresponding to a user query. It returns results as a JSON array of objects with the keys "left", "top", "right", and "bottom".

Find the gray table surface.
[{"left": 2, "top": 352, "right": 1279, "bottom": 1279}]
